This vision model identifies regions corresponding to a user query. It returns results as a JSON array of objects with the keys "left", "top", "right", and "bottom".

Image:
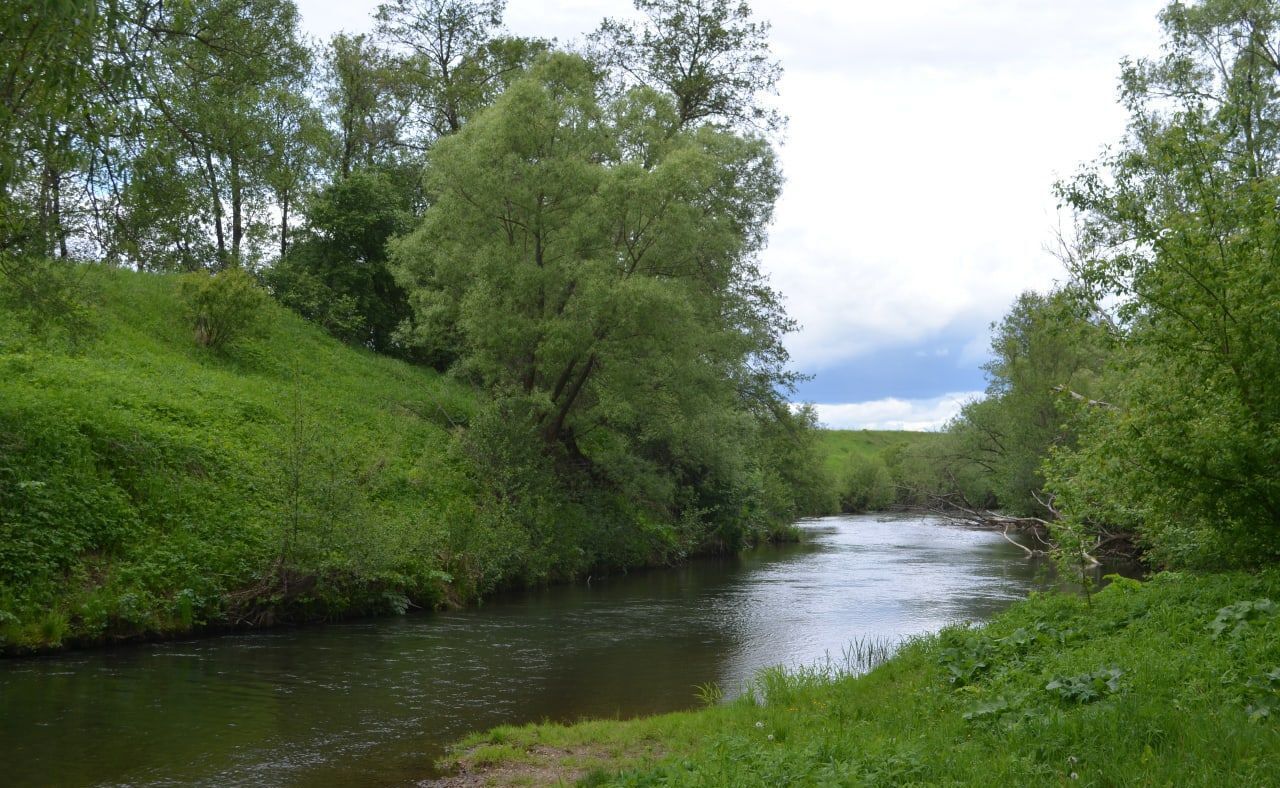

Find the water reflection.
[{"left": 2, "top": 514, "right": 1081, "bottom": 786}]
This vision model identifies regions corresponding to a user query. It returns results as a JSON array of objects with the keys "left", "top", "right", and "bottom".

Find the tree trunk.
[
  {"left": 544, "top": 354, "right": 595, "bottom": 444},
  {"left": 52, "top": 168, "right": 67, "bottom": 259},
  {"left": 230, "top": 155, "right": 243, "bottom": 263},
  {"left": 206, "top": 151, "right": 226, "bottom": 266},
  {"left": 280, "top": 190, "right": 290, "bottom": 257}
]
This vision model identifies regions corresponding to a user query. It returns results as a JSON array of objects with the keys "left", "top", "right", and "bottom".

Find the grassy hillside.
[
  {"left": 814, "top": 429, "right": 938, "bottom": 478},
  {"left": 0, "top": 265, "right": 824, "bottom": 652},
  {"left": 0, "top": 266, "right": 482, "bottom": 651},
  {"left": 436, "top": 570, "right": 1280, "bottom": 785}
]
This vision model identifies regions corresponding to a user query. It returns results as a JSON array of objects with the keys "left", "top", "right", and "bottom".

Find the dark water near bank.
[{"left": 1, "top": 515, "right": 1095, "bottom": 786}]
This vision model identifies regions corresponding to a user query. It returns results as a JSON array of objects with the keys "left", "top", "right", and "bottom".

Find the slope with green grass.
[
  {"left": 814, "top": 429, "right": 937, "bottom": 479},
  {"left": 0, "top": 264, "right": 821, "bottom": 653},
  {"left": 0, "top": 265, "right": 488, "bottom": 650},
  {"left": 436, "top": 570, "right": 1280, "bottom": 786},
  {"left": 813, "top": 429, "right": 941, "bottom": 513}
]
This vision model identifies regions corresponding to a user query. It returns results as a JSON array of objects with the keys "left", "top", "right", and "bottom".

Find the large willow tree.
[
  {"left": 390, "top": 53, "right": 802, "bottom": 534},
  {"left": 1051, "top": 0, "right": 1280, "bottom": 566}
]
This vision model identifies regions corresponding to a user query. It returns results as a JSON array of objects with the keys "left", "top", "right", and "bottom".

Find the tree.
[
  {"left": 390, "top": 53, "right": 797, "bottom": 531},
  {"left": 324, "top": 33, "right": 413, "bottom": 178},
  {"left": 1051, "top": 0, "right": 1280, "bottom": 566},
  {"left": 590, "top": 0, "right": 784, "bottom": 135},
  {"left": 2, "top": 0, "right": 321, "bottom": 271},
  {"left": 139, "top": 0, "right": 313, "bottom": 267},
  {"left": 266, "top": 169, "right": 416, "bottom": 353},
  {"left": 0, "top": 0, "right": 101, "bottom": 260},
  {"left": 374, "top": 0, "right": 547, "bottom": 145},
  {"left": 945, "top": 289, "right": 1111, "bottom": 517}
]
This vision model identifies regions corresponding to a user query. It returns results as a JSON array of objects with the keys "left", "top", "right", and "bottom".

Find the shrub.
[
  {"left": 177, "top": 267, "right": 268, "bottom": 349},
  {"left": 840, "top": 455, "right": 895, "bottom": 512},
  {"left": 0, "top": 256, "right": 97, "bottom": 345}
]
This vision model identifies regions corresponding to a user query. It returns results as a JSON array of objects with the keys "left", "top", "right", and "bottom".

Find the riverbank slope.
[
  {"left": 1, "top": 266, "right": 806, "bottom": 653},
  {"left": 436, "top": 569, "right": 1280, "bottom": 785}
]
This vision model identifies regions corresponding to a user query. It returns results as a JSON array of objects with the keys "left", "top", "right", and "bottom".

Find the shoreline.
[
  {"left": 424, "top": 569, "right": 1280, "bottom": 786},
  {"left": 1, "top": 526, "right": 805, "bottom": 659}
]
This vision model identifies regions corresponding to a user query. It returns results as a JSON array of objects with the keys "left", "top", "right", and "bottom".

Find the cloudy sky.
[{"left": 295, "top": 0, "right": 1169, "bottom": 429}]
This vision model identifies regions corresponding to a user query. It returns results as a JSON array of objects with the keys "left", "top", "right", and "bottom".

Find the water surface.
[{"left": 2, "top": 514, "right": 1067, "bottom": 786}]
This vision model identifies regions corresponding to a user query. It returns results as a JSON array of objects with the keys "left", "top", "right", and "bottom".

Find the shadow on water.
[{"left": 0, "top": 514, "right": 1130, "bottom": 786}]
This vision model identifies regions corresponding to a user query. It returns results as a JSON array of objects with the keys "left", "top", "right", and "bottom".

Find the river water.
[{"left": 1, "top": 514, "right": 1073, "bottom": 786}]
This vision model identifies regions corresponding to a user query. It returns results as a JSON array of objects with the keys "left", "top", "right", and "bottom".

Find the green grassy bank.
[
  {"left": 0, "top": 266, "right": 482, "bottom": 650},
  {"left": 2, "top": 266, "right": 796, "bottom": 653},
  {"left": 436, "top": 570, "right": 1280, "bottom": 786},
  {"left": 812, "top": 429, "right": 940, "bottom": 514}
]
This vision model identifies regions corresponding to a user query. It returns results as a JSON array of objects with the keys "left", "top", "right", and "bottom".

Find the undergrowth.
[{"left": 0, "top": 266, "right": 781, "bottom": 652}]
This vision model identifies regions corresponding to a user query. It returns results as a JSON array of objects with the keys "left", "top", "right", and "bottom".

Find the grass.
[
  {"left": 0, "top": 265, "right": 482, "bottom": 650},
  {"left": 814, "top": 429, "right": 938, "bottom": 479},
  {"left": 0, "top": 263, "right": 816, "bottom": 652},
  {"left": 435, "top": 570, "right": 1280, "bottom": 786}
]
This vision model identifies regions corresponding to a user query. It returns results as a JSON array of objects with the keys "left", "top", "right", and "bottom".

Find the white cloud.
[
  {"left": 759, "top": 1, "right": 1166, "bottom": 373},
  {"left": 811, "top": 391, "right": 983, "bottom": 431}
]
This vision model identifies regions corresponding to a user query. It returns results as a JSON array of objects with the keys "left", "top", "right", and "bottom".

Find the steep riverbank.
[
  {"left": 1, "top": 266, "right": 808, "bottom": 654},
  {"left": 435, "top": 570, "right": 1280, "bottom": 786}
]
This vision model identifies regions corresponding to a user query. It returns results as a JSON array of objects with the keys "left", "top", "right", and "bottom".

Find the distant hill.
[{"left": 815, "top": 429, "right": 939, "bottom": 476}]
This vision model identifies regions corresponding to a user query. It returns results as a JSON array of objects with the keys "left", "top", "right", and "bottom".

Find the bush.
[
  {"left": 0, "top": 256, "right": 97, "bottom": 346},
  {"left": 840, "top": 455, "right": 895, "bottom": 512},
  {"left": 177, "top": 267, "right": 268, "bottom": 349}
]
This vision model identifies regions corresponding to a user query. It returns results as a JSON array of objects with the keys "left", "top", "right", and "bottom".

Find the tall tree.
[
  {"left": 374, "top": 0, "right": 546, "bottom": 146},
  {"left": 267, "top": 168, "right": 416, "bottom": 354},
  {"left": 590, "top": 0, "right": 784, "bottom": 135},
  {"left": 324, "top": 33, "right": 412, "bottom": 178},
  {"left": 0, "top": 0, "right": 101, "bottom": 260},
  {"left": 390, "top": 53, "right": 793, "bottom": 516},
  {"left": 141, "top": 0, "right": 313, "bottom": 266},
  {"left": 944, "top": 288, "right": 1111, "bottom": 517},
  {"left": 1052, "top": 0, "right": 1280, "bottom": 566}
]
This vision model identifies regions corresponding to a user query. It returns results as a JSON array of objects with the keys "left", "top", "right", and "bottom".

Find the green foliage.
[
  {"left": 757, "top": 406, "right": 838, "bottom": 518},
  {"left": 903, "top": 288, "right": 1112, "bottom": 519},
  {"left": 374, "top": 0, "right": 547, "bottom": 142},
  {"left": 1048, "top": 0, "right": 1280, "bottom": 567},
  {"left": 0, "top": 263, "right": 819, "bottom": 650},
  {"left": 591, "top": 0, "right": 784, "bottom": 134},
  {"left": 889, "top": 430, "right": 996, "bottom": 511},
  {"left": 1045, "top": 667, "right": 1123, "bottom": 704},
  {"left": 838, "top": 454, "right": 894, "bottom": 513},
  {"left": 937, "top": 629, "right": 996, "bottom": 687},
  {"left": 265, "top": 169, "right": 416, "bottom": 354},
  {"left": 177, "top": 267, "right": 269, "bottom": 350},
  {"left": 0, "top": 257, "right": 98, "bottom": 347},
  {"left": 0, "top": 0, "right": 100, "bottom": 256},
  {"left": 0, "top": 266, "right": 480, "bottom": 649},
  {"left": 814, "top": 429, "right": 935, "bottom": 477},
  {"left": 1209, "top": 598, "right": 1276, "bottom": 640},
  {"left": 390, "top": 51, "right": 808, "bottom": 549}
]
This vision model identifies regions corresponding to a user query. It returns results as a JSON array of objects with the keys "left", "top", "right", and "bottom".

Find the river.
[{"left": 1, "top": 514, "right": 1082, "bottom": 786}]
